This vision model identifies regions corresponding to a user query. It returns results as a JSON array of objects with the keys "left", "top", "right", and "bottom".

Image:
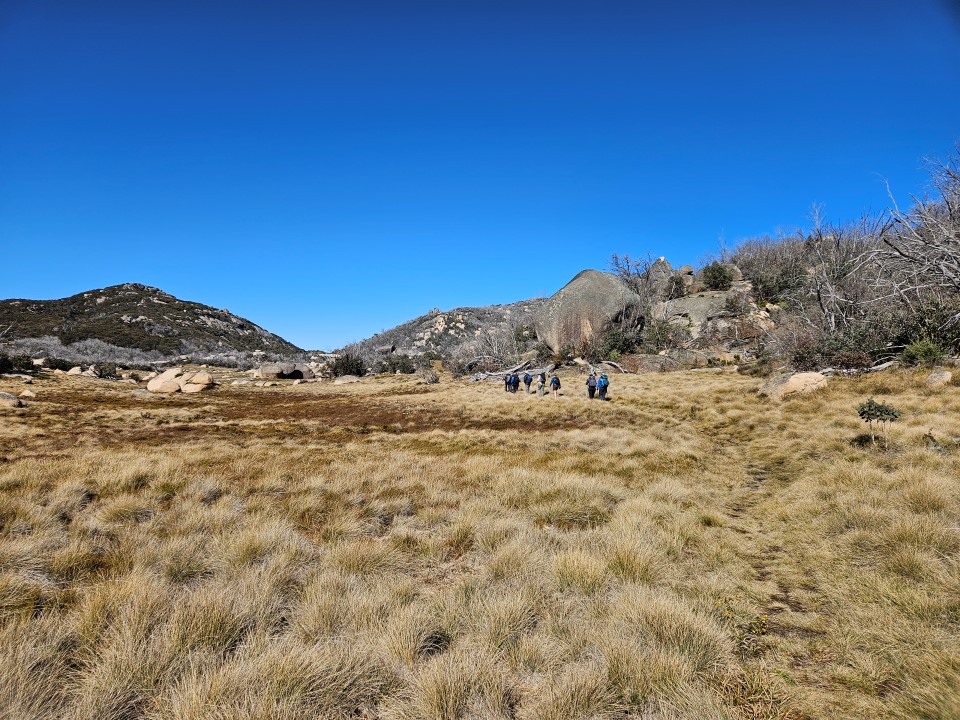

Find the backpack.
[
  {"left": 550, "top": 376, "right": 560, "bottom": 388},
  {"left": 598, "top": 375, "right": 608, "bottom": 389},
  {"left": 523, "top": 374, "right": 532, "bottom": 384}
]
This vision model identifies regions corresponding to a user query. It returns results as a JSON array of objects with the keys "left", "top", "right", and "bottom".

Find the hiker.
[
  {"left": 536, "top": 372, "right": 546, "bottom": 397},
  {"left": 586, "top": 372, "right": 597, "bottom": 399},
  {"left": 523, "top": 372, "right": 533, "bottom": 394},
  {"left": 504, "top": 374, "right": 511, "bottom": 393},
  {"left": 511, "top": 374, "right": 521, "bottom": 393},
  {"left": 597, "top": 373, "right": 609, "bottom": 400},
  {"left": 550, "top": 373, "right": 561, "bottom": 397}
]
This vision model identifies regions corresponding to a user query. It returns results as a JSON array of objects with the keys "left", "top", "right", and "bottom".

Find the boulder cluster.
[
  {"left": 254, "top": 362, "right": 315, "bottom": 380},
  {"left": 145, "top": 367, "right": 216, "bottom": 394},
  {"left": 533, "top": 258, "right": 773, "bottom": 355}
]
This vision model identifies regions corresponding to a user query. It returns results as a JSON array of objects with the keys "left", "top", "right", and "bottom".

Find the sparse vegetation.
[
  {"left": 330, "top": 351, "right": 366, "bottom": 377},
  {"left": 0, "top": 368, "right": 957, "bottom": 719}
]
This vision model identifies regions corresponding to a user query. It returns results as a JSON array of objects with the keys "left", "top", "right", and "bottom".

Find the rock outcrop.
[
  {"left": 758, "top": 372, "right": 828, "bottom": 400},
  {"left": 651, "top": 286, "right": 773, "bottom": 348},
  {"left": 534, "top": 270, "right": 644, "bottom": 352},
  {"left": 926, "top": 369, "right": 953, "bottom": 388}
]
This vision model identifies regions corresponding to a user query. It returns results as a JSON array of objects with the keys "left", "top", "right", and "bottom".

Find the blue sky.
[{"left": 2, "top": 1, "right": 959, "bottom": 350}]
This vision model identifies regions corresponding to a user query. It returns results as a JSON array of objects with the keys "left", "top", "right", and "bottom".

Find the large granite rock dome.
[{"left": 534, "top": 270, "right": 644, "bottom": 352}]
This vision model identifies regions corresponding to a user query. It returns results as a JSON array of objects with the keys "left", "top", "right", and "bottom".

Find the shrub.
[
  {"left": 665, "top": 274, "right": 687, "bottom": 300},
  {"left": 92, "top": 362, "right": 119, "bottom": 379},
  {"left": 857, "top": 397, "right": 902, "bottom": 446},
  {"left": 830, "top": 351, "right": 873, "bottom": 370},
  {"left": 416, "top": 367, "right": 440, "bottom": 384},
  {"left": 582, "top": 328, "right": 642, "bottom": 362},
  {"left": 376, "top": 355, "right": 416, "bottom": 375},
  {"left": 44, "top": 357, "right": 76, "bottom": 371},
  {"left": 330, "top": 352, "right": 366, "bottom": 377},
  {"left": 701, "top": 262, "right": 734, "bottom": 291},
  {"left": 901, "top": 339, "right": 945, "bottom": 368},
  {"left": 0, "top": 354, "right": 34, "bottom": 374},
  {"left": 642, "top": 319, "right": 690, "bottom": 352}
]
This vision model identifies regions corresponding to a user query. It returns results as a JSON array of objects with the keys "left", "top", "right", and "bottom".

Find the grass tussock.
[{"left": 0, "top": 368, "right": 958, "bottom": 718}]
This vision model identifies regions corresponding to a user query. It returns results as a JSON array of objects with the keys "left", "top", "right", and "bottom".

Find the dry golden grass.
[{"left": 0, "top": 366, "right": 958, "bottom": 719}]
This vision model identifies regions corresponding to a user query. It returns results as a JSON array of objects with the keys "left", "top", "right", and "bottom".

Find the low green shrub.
[
  {"left": 330, "top": 352, "right": 366, "bottom": 377},
  {"left": 376, "top": 354, "right": 416, "bottom": 374},
  {"left": 901, "top": 339, "right": 945, "bottom": 368},
  {"left": 701, "top": 262, "right": 734, "bottom": 291}
]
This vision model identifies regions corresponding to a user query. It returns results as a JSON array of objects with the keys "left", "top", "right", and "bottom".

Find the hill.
[
  {"left": 0, "top": 283, "right": 301, "bottom": 360},
  {"left": 347, "top": 297, "right": 548, "bottom": 361}
]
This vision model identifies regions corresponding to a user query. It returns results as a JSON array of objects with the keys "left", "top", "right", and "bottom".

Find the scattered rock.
[
  {"left": 19, "top": 389, "right": 36, "bottom": 399},
  {"left": 154, "top": 381, "right": 182, "bottom": 394},
  {"left": 181, "top": 384, "right": 208, "bottom": 394},
  {"left": 926, "top": 369, "right": 952, "bottom": 388},
  {"left": 231, "top": 379, "right": 252, "bottom": 386},
  {"left": 67, "top": 366, "right": 82, "bottom": 375},
  {"left": 758, "top": 372, "right": 828, "bottom": 401},
  {"left": 0, "top": 392, "right": 23, "bottom": 408}
]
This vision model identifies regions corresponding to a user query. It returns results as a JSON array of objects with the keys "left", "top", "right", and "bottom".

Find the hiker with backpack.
[
  {"left": 550, "top": 373, "right": 561, "bottom": 397},
  {"left": 585, "top": 372, "right": 597, "bottom": 399},
  {"left": 504, "top": 374, "right": 511, "bottom": 393},
  {"left": 536, "top": 372, "right": 546, "bottom": 397},
  {"left": 523, "top": 373, "right": 533, "bottom": 393},
  {"left": 597, "top": 373, "right": 609, "bottom": 400},
  {"left": 511, "top": 374, "right": 521, "bottom": 393}
]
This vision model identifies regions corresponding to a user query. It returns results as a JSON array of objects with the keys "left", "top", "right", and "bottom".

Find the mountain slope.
[
  {"left": 0, "top": 283, "right": 301, "bottom": 356},
  {"left": 349, "top": 298, "right": 547, "bottom": 358}
]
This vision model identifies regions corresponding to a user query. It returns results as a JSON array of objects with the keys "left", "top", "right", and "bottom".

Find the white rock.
[
  {"left": 333, "top": 375, "right": 362, "bottom": 385},
  {"left": 758, "top": 372, "right": 828, "bottom": 401}
]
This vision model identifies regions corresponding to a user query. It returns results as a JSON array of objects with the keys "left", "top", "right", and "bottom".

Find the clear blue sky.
[{"left": 2, "top": 1, "right": 959, "bottom": 350}]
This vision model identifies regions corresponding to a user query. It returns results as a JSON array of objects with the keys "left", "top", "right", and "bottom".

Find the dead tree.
[{"left": 878, "top": 150, "right": 960, "bottom": 296}]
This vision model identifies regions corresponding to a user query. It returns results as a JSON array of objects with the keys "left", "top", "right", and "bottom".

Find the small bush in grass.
[
  {"left": 45, "top": 357, "right": 75, "bottom": 371},
  {"left": 901, "top": 339, "right": 945, "bottom": 367},
  {"left": 330, "top": 352, "right": 365, "bottom": 377},
  {"left": 857, "top": 397, "right": 902, "bottom": 446}
]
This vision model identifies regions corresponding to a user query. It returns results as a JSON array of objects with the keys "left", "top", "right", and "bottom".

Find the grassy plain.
[{"left": 0, "top": 366, "right": 958, "bottom": 719}]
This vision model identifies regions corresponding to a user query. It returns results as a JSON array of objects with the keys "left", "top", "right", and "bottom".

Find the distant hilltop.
[{"left": 0, "top": 283, "right": 302, "bottom": 365}]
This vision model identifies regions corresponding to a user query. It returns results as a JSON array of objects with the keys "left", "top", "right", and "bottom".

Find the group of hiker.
[{"left": 503, "top": 370, "right": 609, "bottom": 400}]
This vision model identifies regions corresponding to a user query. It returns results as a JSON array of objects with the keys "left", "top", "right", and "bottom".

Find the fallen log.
[{"left": 600, "top": 360, "right": 628, "bottom": 374}]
